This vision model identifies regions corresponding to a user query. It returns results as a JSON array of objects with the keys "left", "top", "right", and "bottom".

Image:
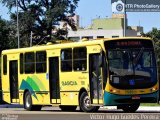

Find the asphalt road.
[{"left": 0, "top": 107, "right": 160, "bottom": 120}]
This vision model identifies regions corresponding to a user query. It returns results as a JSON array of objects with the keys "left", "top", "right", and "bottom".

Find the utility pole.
[
  {"left": 123, "top": 0, "right": 126, "bottom": 37},
  {"left": 16, "top": 0, "right": 20, "bottom": 48},
  {"left": 30, "top": 31, "right": 32, "bottom": 47}
]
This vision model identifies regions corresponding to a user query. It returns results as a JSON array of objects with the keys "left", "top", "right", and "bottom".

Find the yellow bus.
[{"left": 1, "top": 37, "right": 159, "bottom": 112}]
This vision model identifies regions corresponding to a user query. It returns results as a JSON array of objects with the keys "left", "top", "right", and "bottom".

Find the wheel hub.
[
  {"left": 26, "top": 95, "right": 31, "bottom": 108},
  {"left": 84, "top": 96, "right": 91, "bottom": 107}
]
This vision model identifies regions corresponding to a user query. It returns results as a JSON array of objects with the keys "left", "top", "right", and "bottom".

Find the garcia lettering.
[{"left": 62, "top": 81, "right": 78, "bottom": 86}]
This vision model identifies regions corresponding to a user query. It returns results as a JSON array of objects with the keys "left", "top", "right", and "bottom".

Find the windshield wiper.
[{"left": 133, "top": 47, "right": 144, "bottom": 66}]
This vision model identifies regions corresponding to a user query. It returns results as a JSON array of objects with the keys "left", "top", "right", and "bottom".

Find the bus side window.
[
  {"left": 24, "top": 52, "right": 35, "bottom": 74},
  {"left": 73, "top": 47, "right": 87, "bottom": 71},
  {"left": 36, "top": 51, "right": 46, "bottom": 73},
  {"left": 3, "top": 55, "right": 7, "bottom": 75},
  {"left": 61, "top": 48, "right": 72, "bottom": 72}
]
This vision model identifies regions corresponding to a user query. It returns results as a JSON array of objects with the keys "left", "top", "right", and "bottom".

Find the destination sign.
[{"left": 105, "top": 39, "right": 153, "bottom": 49}]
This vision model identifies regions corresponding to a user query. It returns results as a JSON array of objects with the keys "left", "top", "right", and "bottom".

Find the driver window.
[{"left": 143, "top": 52, "right": 152, "bottom": 67}]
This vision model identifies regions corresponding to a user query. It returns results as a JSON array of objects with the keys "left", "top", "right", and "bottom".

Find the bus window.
[
  {"left": 24, "top": 52, "right": 35, "bottom": 74},
  {"left": 20, "top": 53, "right": 24, "bottom": 74},
  {"left": 36, "top": 51, "right": 46, "bottom": 73},
  {"left": 143, "top": 51, "right": 153, "bottom": 67},
  {"left": 61, "top": 49, "right": 72, "bottom": 72},
  {"left": 73, "top": 47, "right": 87, "bottom": 71},
  {"left": 105, "top": 40, "right": 157, "bottom": 89},
  {"left": 3, "top": 55, "right": 7, "bottom": 75}
]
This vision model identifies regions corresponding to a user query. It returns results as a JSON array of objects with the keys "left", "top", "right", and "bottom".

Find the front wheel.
[
  {"left": 79, "top": 92, "right": 99, "bottom": 112},
  {"left": 121, "top": 103, "right": 140, "bottom": 113}
]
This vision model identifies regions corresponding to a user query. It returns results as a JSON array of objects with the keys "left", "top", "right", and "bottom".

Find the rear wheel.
[
  {"left": 79, "top": 92, "right": 99, "bottom": 112},
  {"left": 121, "top": 103, "right": 140, "bottom": 113},
  {"left": 24, "top": 91, "right": 42, "bottom": 111},
  {"left": 59, "top": 105, "right": 77, "bottom": 111}
]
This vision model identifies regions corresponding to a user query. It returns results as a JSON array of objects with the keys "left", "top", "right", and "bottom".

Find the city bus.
[{"left": 1, "top": 37, "right": 159, "bottom": 112}]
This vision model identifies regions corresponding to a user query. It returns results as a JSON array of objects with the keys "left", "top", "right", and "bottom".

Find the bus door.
[
  {"left": 49, "top": 57, "right": 60, "bottom": 104},
  {"left": 89, "top": 54, "right": 103, "bottom": 105},
  {"left": 9, "top": 60, "right": 19, "bottom": 103}
]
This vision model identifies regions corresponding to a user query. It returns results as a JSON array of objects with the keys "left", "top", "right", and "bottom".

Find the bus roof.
[
  {"left": 2, "top": 37, "right": 152, "bottom": 55},
  {"left": 104, "top": 37, "right": 151, "bottom": 41}
]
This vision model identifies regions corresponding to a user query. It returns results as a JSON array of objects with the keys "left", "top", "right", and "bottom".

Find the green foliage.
[
  {"left": 0, "top": 55, "right": 1, "bottom": 77},
  {"left": 1, "top": 0, "right": 79, "bottom": 47},
  {"left": 0, "top": 17, "right": 9, "bottom": 51},
  {"left": 141, "top": 28, "right": 160, "bottom": 59},
  {"left": 0, "top": 17, "right": 16, "bottom": 52},
  {"left": 141, "top": 28, "right": 160, "bottom": 78},
  {"left": 141, "top": 103, "right": 160, "bottom": 106}
]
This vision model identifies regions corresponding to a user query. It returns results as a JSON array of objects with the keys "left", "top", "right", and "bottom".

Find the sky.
[{"left": 0, "top": 0, "right": 160, "bottom": 32}]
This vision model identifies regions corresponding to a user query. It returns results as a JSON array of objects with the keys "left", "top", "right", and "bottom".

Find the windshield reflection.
[{"left": 108, "top": 49, "right": 155, "bottom": 77}]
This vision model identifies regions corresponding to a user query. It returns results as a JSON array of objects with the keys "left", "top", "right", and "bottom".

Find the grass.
[{"left": 140, "top": 103, "right": 160, "bottom": 106}]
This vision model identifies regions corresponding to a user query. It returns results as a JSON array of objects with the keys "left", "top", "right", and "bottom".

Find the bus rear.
[{"left": 104, "top": 38, "right": 158, "bottom": 112}]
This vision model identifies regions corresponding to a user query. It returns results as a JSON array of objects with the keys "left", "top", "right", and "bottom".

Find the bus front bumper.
[{"left": 103, "top": 91, "right": 158, "bottom": 106}]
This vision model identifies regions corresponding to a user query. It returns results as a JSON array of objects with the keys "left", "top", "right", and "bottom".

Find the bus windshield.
[{"left": 105, "top": 39, "right": 157, "bottom": 89}]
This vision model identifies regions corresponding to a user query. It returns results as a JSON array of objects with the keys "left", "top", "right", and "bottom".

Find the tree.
[
  {"left": 141, "top": 28, "right": 160, "bottom": 57},
  {"left": 0, "top": 17, "right": 17, "bottom": 51},
  {"left": 1, "top": 0, "right": 79, "bottom": 47},
  {"left": 0, "top": 17, "right": 9, "bottom": 52},
  {"left": 0, "top": 17, "right": 14, "bottom": 52},
  {"left": 141, "top": 28, "right": 160, "bottom": 78}
]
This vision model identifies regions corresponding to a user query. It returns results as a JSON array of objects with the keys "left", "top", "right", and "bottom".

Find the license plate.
[
  {"left": 125, "top": 90, "right": 136, "bottom": 94},
  {"left": 132, "top": 96, "right": 140, "bottom": 100}
]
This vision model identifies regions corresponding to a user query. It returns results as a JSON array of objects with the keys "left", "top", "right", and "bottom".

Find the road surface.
[{"left": 0, "top": 106, "right": 160, "bottom": 120}]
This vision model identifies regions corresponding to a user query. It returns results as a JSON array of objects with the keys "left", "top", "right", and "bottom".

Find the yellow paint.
[
  {"left": 1, "top": 37, "right": 158, "bottom": 108},
  {"left": 105, "top": 79, "right": 159, "bottom": 95},
  {"left": 60, "top": 92, "right": 79, "bottom": 105},
  {"left": 3, "top": 93, "right": 10, "bottom": 103}
]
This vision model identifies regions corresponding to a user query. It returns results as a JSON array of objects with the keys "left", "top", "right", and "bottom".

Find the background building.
[{"left": 67, "top": 14, "right": 143, "bottom": 41}]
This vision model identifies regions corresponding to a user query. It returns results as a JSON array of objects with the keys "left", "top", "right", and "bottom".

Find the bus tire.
[
  {"left": 79, "top": 92, "right": 99, "bottom": 112},
  {"left": 24, "top": 91, "right": 42, "bottom": 111},
  {"left": 121, "top": 103, "right": 140, "bottom": 113},
  {"left": 59, "top": 105, "right": 77, "bottom": 111},
  {"left": 94, "top": 106, "right": 100, "bottom": 112}
]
